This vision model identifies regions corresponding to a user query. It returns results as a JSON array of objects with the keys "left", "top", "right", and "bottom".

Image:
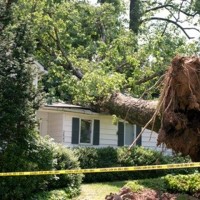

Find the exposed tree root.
[{"left": 157, "top": 56, "right": 200, "bottom": 161}]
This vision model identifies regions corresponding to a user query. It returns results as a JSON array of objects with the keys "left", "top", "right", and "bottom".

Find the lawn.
[
  {"left": 32, "top": 176, "right": 199, "bottom": 199},
  {"left": 73, "top": 181, "right": 127, "bottom": 200}
]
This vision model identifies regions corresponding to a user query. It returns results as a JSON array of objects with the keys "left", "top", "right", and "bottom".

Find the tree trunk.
[
  {"left": 129, "top": 0, "right": 141, "bottom": 34},
  {"left": 98, "top": 92, "right": 160, "bottom": 132}
]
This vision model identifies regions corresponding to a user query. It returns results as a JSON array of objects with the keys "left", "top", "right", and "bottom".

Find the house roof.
[
  {"left": 44, "top": 103, "right": 90, "bottom": 110},
  {"left": 40, "top": 103, "right": 98, "bottom": 115}
]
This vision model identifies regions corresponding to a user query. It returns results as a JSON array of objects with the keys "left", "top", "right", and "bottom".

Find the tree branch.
[
  {"left": 135, "top": 70, "right": 164, "bottom": 84},
  {"left": 141, "top": 17, "right": 195, "bottom": 39},
  {"left": 144, "top": 4, "right": 198, "bottom": 17},
  {"left": 53, "top": 27, "right": 83, "bottom": 79},
  {"left": 46, "top": 26, "right": 83, "bottom": 80}
]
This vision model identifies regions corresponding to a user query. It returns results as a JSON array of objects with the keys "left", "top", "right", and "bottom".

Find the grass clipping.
[{"left": 157, "top": 56, "right": 200, "bottom": 161}]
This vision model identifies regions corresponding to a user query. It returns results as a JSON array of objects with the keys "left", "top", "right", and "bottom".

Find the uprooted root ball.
[{"left": 157, "top": 56, "right": 200, "bottom": 161}]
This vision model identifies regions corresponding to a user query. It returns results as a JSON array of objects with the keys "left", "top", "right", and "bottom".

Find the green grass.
[
  {"left": 73, "top": 178, "right": 167, "bottom": 200},
  {"left": 73, "top": 181, "right": 127, "bottom": 200},
  {"left": 31, "top": 176, "right": 199, "bottom": 199},
  {"left": 126, "top": 177, "right": 167, "bottom": 192}
]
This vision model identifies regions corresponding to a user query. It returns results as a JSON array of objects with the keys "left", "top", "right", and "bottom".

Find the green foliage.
[
  {"left": 125, "top": 181, "right": 144, "bottom": 192},
  {"left": 73, "top": 146, "right": 118, "bottom": 182},
  {"left": 11, "top": 0, "right": 200, "bottom": 104},
  {"left": 73, "top": 146, "right": 197, "bottom": 183},
  {"left": 164, "top": 173, "right": 200, "bottom": 194},
  {"left": 0, "top": 1, "right": 48, "bottom": 199},
  {"left": 48, "top": 144, "right": 83, "bottom": 193},
  {"left": 74, "top": 70, "right": 126, "bottom": 104},
  {"left": 30, "top": 189, "right": 71, "bottom": 200},
  {"left": 0, "top": 135, "right": 55, "bottom": 200},
  {"left": 193, "top": 0, "right": 200, "bottom": 14},
  {"left": 125, "top": 177, "right": 167, "bottom": 192},
  {"left": 0, "top": 136, "right": 83, "bottom": 200}
]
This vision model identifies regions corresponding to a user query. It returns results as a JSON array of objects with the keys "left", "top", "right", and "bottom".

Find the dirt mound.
[
  {"left": 157, "top": 56, "right": 200, "bottom": 161},
  {"left": 105, "top": 187, "right": 198, "bottom": 200}
]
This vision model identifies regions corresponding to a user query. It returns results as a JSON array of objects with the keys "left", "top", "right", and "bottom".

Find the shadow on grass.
[{"left": 102, "top": 180, "right": 128, "bottom": 188}]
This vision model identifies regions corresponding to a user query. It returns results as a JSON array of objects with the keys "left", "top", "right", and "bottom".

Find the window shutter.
[
  {"left": 71, "top": 117, "right": 79, "bottom": 144},
  {"left": 93, "top": 120, "right": 100, "bottom": 145},
  {"left": 136, "top": 125, "right": 142, "bottom": 146},
  {"left": 117, "top": 122, "right": 124, "bottom": 146}
]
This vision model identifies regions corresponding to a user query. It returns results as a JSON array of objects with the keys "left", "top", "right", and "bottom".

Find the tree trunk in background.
[{"left": 129, "top": 0, "right": 141, "bottom": 34}]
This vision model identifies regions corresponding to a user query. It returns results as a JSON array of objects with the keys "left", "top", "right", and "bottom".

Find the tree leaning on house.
[
  {"left": 7, "top": 0, "right": 200, "bottom": 162},
  {"left": 31, "top": 0, "right": 200, "bottom": 160}
]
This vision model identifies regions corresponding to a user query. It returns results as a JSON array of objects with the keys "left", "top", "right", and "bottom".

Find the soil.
[
  {"left": 105, "top": 187, "right": 199, "bottom": 200},
  {"left": 157, "top": 56, "right": 200, "bottom": 161}
]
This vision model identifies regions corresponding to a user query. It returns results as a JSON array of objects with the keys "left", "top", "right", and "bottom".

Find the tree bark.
[
  {"left": 99, "top": 92, "right": 160, "bottom": 132},
  {"left": 129, "top": 0, "right": 141, "bottom": 34}
]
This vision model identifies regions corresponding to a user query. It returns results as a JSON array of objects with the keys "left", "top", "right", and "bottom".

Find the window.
[
  {"left": 71, "top": 117, "right": 100, "bottom": 145},
  {"left": 80, "top": 119, "right": 92, "bottom": 144},
  {"left": 118, "top": 122, "right": 141, "bottom": 146},
  {"left": 125, "top": 123, "right": 136, "bottom": 146}
]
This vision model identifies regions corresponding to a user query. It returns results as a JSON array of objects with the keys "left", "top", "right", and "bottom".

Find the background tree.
[{"left": 0, "top": 1, "right": 53, "bottom": 199}]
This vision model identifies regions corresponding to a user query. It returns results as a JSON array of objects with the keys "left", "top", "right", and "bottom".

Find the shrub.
[
  {"left": 74, "top": 146, "right": 119, "bottom": 182},
  {"left": 48, "top": 144, "right": 83, "bottom": 196},
  {"left": 164, "top": 173, "right": 200, "bottom": 194},
  {"left": 30, "top": 188, "right": 77, "bottom": 200},
  {"left": 0, "top": 134, "right": 55, "bottom": 200},
  {"left": 0, "top": 135, "right": 82, "bottom": 200},
  {"left": 73, "top": 146, "right": 197, "bottom": 183}
]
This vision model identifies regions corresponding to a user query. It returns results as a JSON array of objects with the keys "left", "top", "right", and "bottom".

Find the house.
[{"left": 37, "top": 103, "right": 170, "bottom": 153}]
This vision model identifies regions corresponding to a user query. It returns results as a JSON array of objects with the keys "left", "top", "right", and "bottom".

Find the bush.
[
  {"left": 48, "top": 144, "right": 83, "bottom": 195},
  {"left": 0, "top": 134, "right": 55, "bottom": 200},
  {"left": 164, "top": 173, "right": 200, "bottom": 194},
  {"left": 74, "top": 146, "right": 119, "bottom": 182},
  {"left": 30, "top": 188, "right": 77, "bottom": 200},
  {"left": 73, "top": 146, "right": 197, "bottom": 183},
  {"left": 0, "top": 135, "right": 82, "bottom": 200}
]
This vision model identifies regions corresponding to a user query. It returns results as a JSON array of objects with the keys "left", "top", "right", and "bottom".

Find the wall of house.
[
  {"left": 99, "top": 115, "right": 118, "bottom": 147},
  {"left": 37, "top": 109, "right": 171, "bottom": 154},
  {"left": 36, "top": 111, "right": 48, "bottom": 137},
  {"left": 62, "top": 112, "right": 119, "bottom": 147},
  {"left": 142, "top": 129, "right": 171, "bottom": 154},
  {"left": 37, "top": 111, "right": 64, "bottom": 143}
]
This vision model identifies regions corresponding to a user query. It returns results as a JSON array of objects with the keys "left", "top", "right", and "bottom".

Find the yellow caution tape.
[{"left": 0, "top": 162, "right": 200, "bottom": 176}]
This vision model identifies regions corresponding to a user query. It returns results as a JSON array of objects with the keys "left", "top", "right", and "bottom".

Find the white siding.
[
  {"left": 48, "top": 112, "right": 64, "bottom": 143},
  {"left": 99, "top": 115, "right": 118, "bottom": 147},
  {"left": 142, "top": 129, "right": 171, "bottom": 155},
  {"left": 62, "top": 112, "right": 102, "bottom": 146},
  {"left": 36, "top": 111, "right": 48, "bottom": 137},
  {"left": 36, "top": 110, "right": 64, "bottom": 143},
  {"left": 37, "top": 108, "right": 171, "bottom": 154},
  {"left": 62, "top": 112, "right": 118, "bottom": 147}
]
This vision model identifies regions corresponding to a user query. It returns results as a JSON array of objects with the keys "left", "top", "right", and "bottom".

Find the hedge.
[
  {"left": 73, "top": 146, "right": 197, "bottom": 183},
  {"left": 0, "top": 135, "right": 82, "bottom": 200},
  {"left": 164, "top": 173, "right": 200, "bottom": 194}
]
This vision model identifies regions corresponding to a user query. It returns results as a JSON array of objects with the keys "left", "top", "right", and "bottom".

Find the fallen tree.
[{"left": 99, "top": 56, "right": 200, "bottom": 161}]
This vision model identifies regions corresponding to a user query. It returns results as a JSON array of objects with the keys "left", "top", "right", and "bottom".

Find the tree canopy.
[{"left": 12, "top": 0, "right": 200, "bottom": 105}]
